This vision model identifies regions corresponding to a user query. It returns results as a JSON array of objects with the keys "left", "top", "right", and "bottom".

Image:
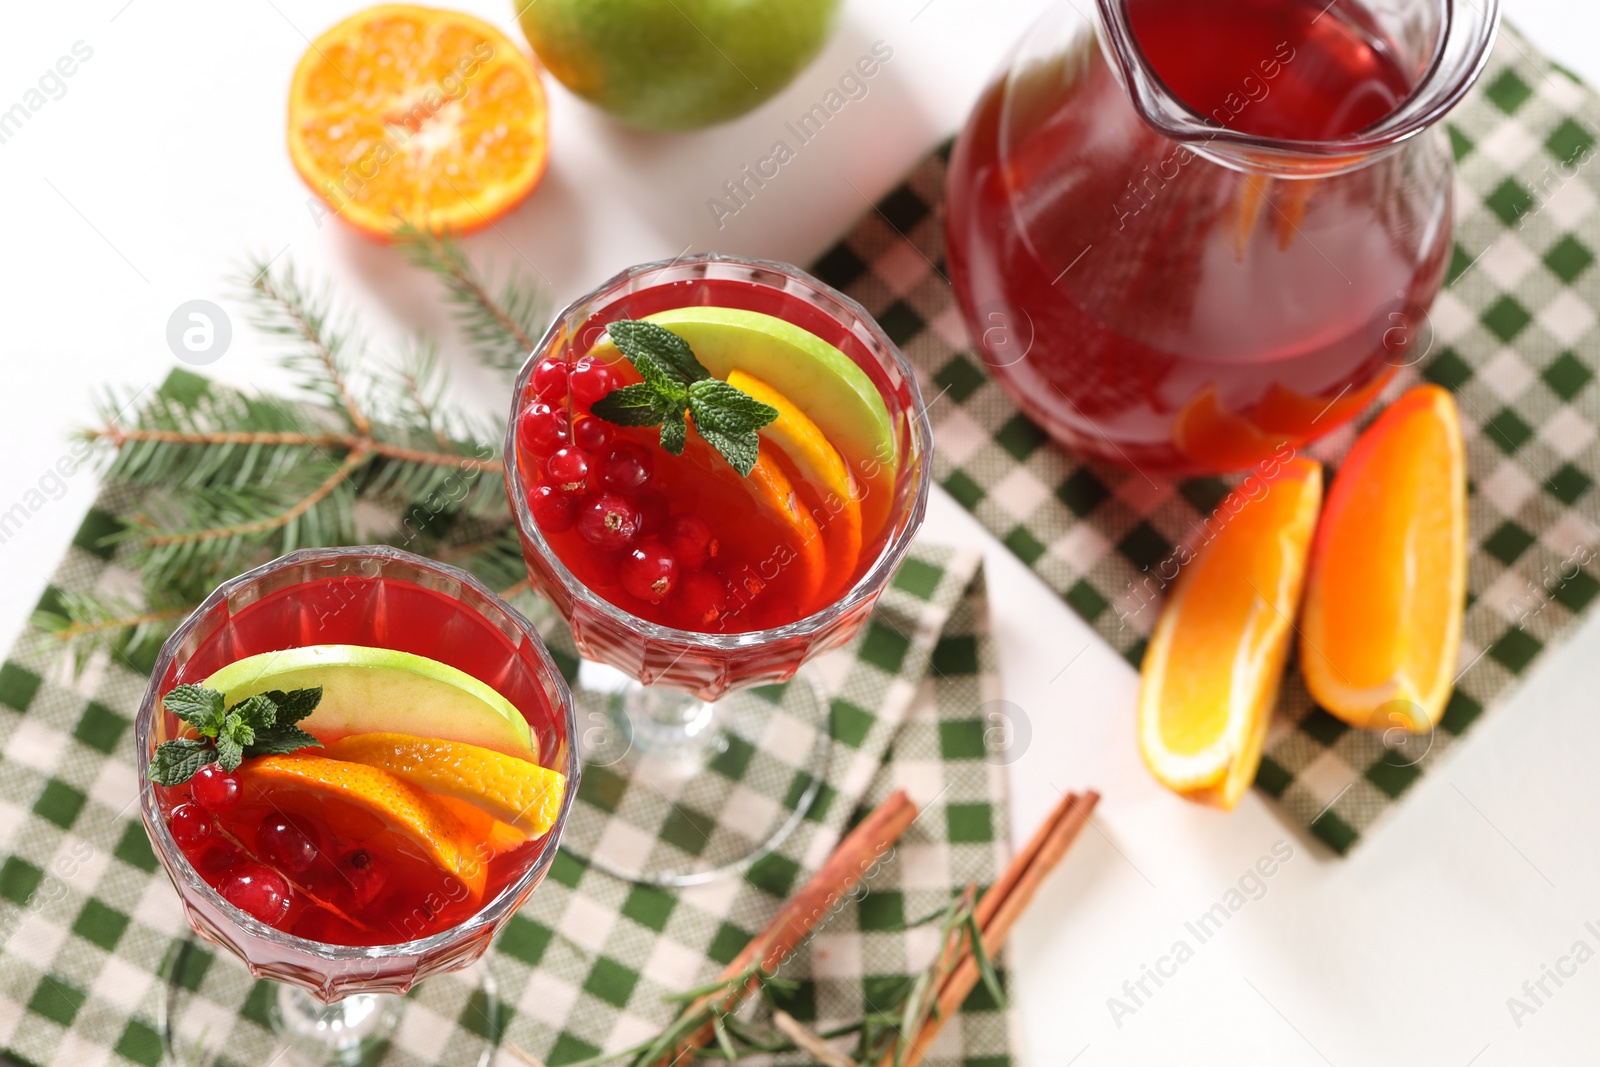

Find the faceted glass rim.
[
  {"left": 503, "top": 252, "right": 935, "bottom": 655},
  {"left": 133, "top": 545, "right": 581, "bottom": 964}
]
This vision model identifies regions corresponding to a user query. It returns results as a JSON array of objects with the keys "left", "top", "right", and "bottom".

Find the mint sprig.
[
  {"left": 149, "top": 683, "right": 324, "bottom": 785},
  {"left": 590, "top": 320, "right": 778, "bottom": 476}
]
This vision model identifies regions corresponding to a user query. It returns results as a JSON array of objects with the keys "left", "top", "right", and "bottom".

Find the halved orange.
[
  {"left": 240, "top": 752, "right": 486, "bottom": 898},
  {"left": 288, "top": 5, "right": 549, "bottom": 238},
  {"left": 322, "top": 732, "right": 566, "bottom": 837},
  {"left": 1138, "top": 458, "right": 1323, "bottom": 809},
  {"left": 727, "top": 369, "right": 864, "bottom": 592},
  {"left": 1300, "top": 386, "right": 1467, "bottom": 732}
]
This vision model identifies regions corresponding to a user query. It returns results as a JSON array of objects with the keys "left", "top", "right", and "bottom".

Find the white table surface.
[{"left": 3, "top": 1, "right": 1598, "bottom": 1063}]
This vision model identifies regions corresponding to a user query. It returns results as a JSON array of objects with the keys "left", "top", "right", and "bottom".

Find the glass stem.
[
  {"left": 575, "top": 659, "right": 721, "bottom": 764},
  {"left": 275, "top": 986, "right": 401, "bottom": 1066}
]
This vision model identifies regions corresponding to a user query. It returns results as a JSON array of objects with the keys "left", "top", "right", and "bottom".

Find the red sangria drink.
[
  {"left": 946, "top": 0, "right": 1498, "bottom": 475},
  {"left": 135, "top": 548, "right": 577, "bottom": 1064},
  {"left": 506, "top": 255, "right": 931, "bottom": 884}
]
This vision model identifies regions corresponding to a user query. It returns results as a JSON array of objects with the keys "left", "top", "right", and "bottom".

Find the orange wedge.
[
  {"left": 239, "top": 752, "right": 486, "bottom": 899},
  {"left": 1300, "top": 386, "right": 1467, "bottom": 732},
  {"left": 288, "top": 5, "right": 549, "bottom": 238},
  {"left": 322, "top": 733, "right": 566, "bottom": 837},
  {"left": 727, "top": 369, "right": 864, "bottom": 590},
  {"left": 1138, "top": 458, "right": 1323, "bottom": 809}
]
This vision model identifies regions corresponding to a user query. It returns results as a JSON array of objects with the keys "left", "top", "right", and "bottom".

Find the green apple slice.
[
  {"left": 202, "top": 645, "right": 537, "bottom": 761},
  {"left": 594, "top": 307, "right": 900, "bottom": 483}
]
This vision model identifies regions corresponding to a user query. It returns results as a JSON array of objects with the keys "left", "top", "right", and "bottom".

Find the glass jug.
[{"left": 945, "top": 0, "right": 1500, "bottom": 476}]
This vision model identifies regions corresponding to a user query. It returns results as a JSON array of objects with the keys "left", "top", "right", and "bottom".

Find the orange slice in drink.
[
  {"left": 1300, "top": 386, "right": 1467, "bottom": 732},
  {"left": 1138, "top": 458, "right": 1323, "bottom": 809},
  {"left": 1171, "top": 384, "right": 1288, "bottom": 473},
  {"left": 434, "top": 796, "right": 530, "bottom": 854},
  {"left": 738, "top": 452, "right": 828, "bottom": 611},
  {"left": 240, "top": 752, "right": 486, "bottom": 899},
  {"left": 1249, "top": 376, "right": 1388, "bottom": 439},
  {"left": 322, "top": 733, "right": 566, "bottom": 837},
  {"left": 287, "top": 5, "right": 549, "bottom": 238},
  {"left": 727, "top": 369, "right": 864, "bottom": 591}
]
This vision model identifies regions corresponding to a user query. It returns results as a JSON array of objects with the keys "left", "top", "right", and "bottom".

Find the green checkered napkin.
[
  {"left": 0, "top": 485, "right": 1017, "bottom": 1066},
  {"left": 810, "top": 22, "right": 1600, "bottom": 854}
]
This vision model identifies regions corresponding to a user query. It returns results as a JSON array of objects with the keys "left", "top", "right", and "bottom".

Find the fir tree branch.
[
  {"left": 244, "top": 261, "right": 372, "bottom": 434},
  {"left": 90, "top": 427, "right": 341, "bottom": 449},
  {"left": 144, "top": 447, "right": 372, "bottom": 546},
  {"left": 88, "top": 426, "right": 503, "bottom": 474},
  {"left": 368, "top": 440, "right": 502, "bottom": 473},
  {"left": 51, "top": 239, "right": 530, "bottom": 665},
  {"left": 46, "top": 606, "right": 192, "bottom": 641},
  {"left": 395, "top": 220, "right": 545, "bottom": 374},
  {"left": 397, "top": 344, "right": 453, "bottom": 452}
]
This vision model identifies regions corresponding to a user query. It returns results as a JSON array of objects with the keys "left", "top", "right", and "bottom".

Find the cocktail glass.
[
  {"left": 135, "top": 546, "right": 579, "bottom": 1065},
  {"left": 505, "top": 254, "right": 932, "bottom": 885}
]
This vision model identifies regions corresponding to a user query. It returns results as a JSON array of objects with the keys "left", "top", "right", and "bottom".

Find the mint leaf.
[
  {"left": 688, "top": 379, "right": 778, "bottom": 435},
  {"left": 589, "top": 321, "right": 781, "bottom": 476},
  {"left": 230, "top": 693, "right": 278, "bottom": 733},
  {"left": 696, "top": 427, "right": 761, "bottom": 476},
  {"left": 149, "top": 738, "right": 217, "bottom": 786},
  {"left": 634, "top": 353, "right": 691, "bottom": 401},
  {"left": 214, "top": 729, "right": 245, "bottom": 772},
  {"left": 163, "top": 685, "right": 224, "bottom": 736},
  {"left": 262, "top": 687, "right": 321, "bottom": 725},
  {"left": 246, "top": 724, "right": 323, "bottom": 758},
  {"left": 609, "top": 320, "right": 709, "bottom": 385},
  {"left": 660, "top": 409, "right": 688, "bottom": 456},
  {"left": 592, "top": 383, "right": 671, "bottom": 427},
  {"left": 150, "top": 684, "right": 321, "bottom": 781}
]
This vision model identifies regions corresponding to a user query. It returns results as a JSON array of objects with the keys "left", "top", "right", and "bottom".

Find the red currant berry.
[
  {"left": 519, "top": 402, "right": 570, "bottom": 458},
  {"left": 259, "top": 816, "right": 320, "bottom": 875},
  {"left": 220, "top": 865, "right": 292, "bottom": 926},
  {"left": 194, "top": 841, "right": 242, "bottom": 880},
  {"left": 572, "top": 417, "right": 612, "bottom": 452},
  {"left": 577, "top": 493, "right": 641, "bottom": 551},
  {"left": 168, "top": 803, "right": 213, "bottom": 849},
  {"left": 545, "top": 447, "right": 592, "bottom": 492},
  {"left": 532, "top": 358, "right": 569, "bottom": 400},
  {"left": 570, "top": 357, "right": 616, "bottom": 405},
  {"left": 621, "top": 541, "right": 679, "bottom": 603},
  {"left": 678, "top": 570, "right": 730, "bottom": 628},
  {"left": 665, "top": 514, "right": 715, "bottom": 570},
  {"left": 636, "top": 490, "right": 670, "bottom": 536},
  {"left": 601, "top": 443, "right": 653, "bottom": 491},
  {"left": 191, "top": 764, "right": 241, "bottom": 813},
  {"left": 346, "top": 850, "right": 387, "bottom": 907},
  {"left": 530, "top": 484, "right": 576, "bottom": 533}
]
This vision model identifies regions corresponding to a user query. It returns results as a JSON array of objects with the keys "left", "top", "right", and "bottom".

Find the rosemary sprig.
[{"left": 507, "top": 888, "right": 998, "bottom": 1067}]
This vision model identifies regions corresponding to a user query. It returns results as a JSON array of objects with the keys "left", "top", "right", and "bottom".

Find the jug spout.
[{"left": 1094, "top": 0, "right": 1501, "bottom": 177}]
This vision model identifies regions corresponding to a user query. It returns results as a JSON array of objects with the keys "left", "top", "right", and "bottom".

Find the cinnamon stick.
[
  {"left": 878, "top": 790, "right": 1100, "bottom": 1067},
  {"left": 662, "top": 789, "right": 920, "bottom": 1066}
]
